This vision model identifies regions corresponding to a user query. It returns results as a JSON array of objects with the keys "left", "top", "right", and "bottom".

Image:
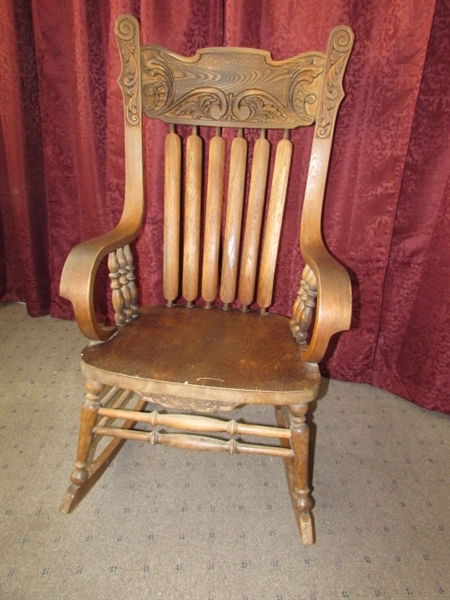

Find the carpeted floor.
[{"left": 1, "top": 302, "right": 449, "bottom": 599}]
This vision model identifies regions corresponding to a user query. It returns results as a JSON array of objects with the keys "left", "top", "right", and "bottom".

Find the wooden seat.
[
  {"left": 81, "top": 306, "right": 320, "bottom": 404},
  {"left": 59, "top": 15, "right": 354, "bottom": 546}
]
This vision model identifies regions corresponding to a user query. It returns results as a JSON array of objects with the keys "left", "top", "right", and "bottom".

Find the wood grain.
[
  {"left": 257, "top": 136, "right": 293, "bottom": 309},
  {"left": 238, "top": 132, "right": 270, "bottom": 309},
  {"left": 201, "top": 131, "right": 226, "bottom": 306},
  {"left": 81, "top": 305, "right": 321, "bottom": 405},
  {"left": 182, "top": 128, "right": 202, "bottom": 304},
  {"left": 59, "top": 14, "right": 145, "bottom": 340},
  {"left": 163, "top": 130, "right": 181, "bottom": 304},
  {"left": 98, "top": 407, "right": 291, "bottom": 438},
  {"left": 92, "top": 427, "right": 293, "bottom": 458},
  {"left": 220, "top": 132, "right": 248, "bottom": 305},
  {"left": 141, "top": 45, "right": 325, "bottom": 128}
]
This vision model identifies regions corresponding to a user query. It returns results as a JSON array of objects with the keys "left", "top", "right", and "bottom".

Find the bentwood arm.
[
  {"left": 298, "top": 242, "right": 352, "bottom": 364},
  {"left": 60, "top": 221, "right": 142, "bottom": 341},
  {"left": 60, "top": 124, "right": 144, "bottom": 341},
  {"left": 291, "top": 134, "right": 352, "bottom": 364}
]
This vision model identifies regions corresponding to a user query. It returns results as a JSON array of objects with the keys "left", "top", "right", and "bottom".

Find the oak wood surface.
[
  {"left": 98, "top": 407, "right": 292, "bottom": 438},
  {"left": 182, "top": 129, "right": 202, "bottom": 304},
  {"left": 257, "top": 136, "right": 293, "bottom": 309},
  {"left": 163, "top": 131, "right": 181, "bottom": 304},
  {"left": 60, "top": 396, "right": 147, "bottom": 514},
  {"left": 81, "top": 305, "right": 320, "bottom": 405},
  {"left": 237, "top": 132, "right": 270, "bottom": 309},
  {"left": 220, "top": 133, "right": 248, "bottom": 306},
  {"left": 140, "top": 45, "right": 325, "bottom": 129},
  {"left": 201, "top": 132, "right": 226, "bottom": 305},
  {"left": 59, "top": 14, "right": 355, "bottom": 546},
  {"left": 60, "top": 15, "right": 145, "bottom": 340}
]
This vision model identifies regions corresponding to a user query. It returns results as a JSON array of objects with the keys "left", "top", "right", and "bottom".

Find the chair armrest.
[
  {"left": 295, "top": 243, "right": 352, "bottom": 363},
  {"left": 61, "top": 113, "right": 144, "bottom": 340},
  {"left": 60, "top": 221, "right": 141, "bottom": 341}
]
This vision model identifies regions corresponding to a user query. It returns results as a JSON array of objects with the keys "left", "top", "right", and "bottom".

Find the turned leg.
[
  {"left": 60, "top": 380, "right": 103, "bottom": 513},
  {"left": 69, "top": 380, "right": 103, "bottom": 485},
  {"left": 60, "top": 382, "right": 146, "bottom": 514},
  {"left": 289, "top": 403, "right": 314, "bottom": 545}
]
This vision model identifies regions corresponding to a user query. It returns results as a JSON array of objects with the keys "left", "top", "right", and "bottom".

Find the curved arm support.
[
  {"left": 295, "top": 137, "right": 352, "bottom": 363},
  {"left": 294, "top": 137, "right": 352, "bottom": 363},
  {"left": 299, "top": 243, "right": 351, "bottom": 363},
  {"left": 295, "top": 19, "right": 354, "bottom": 362},
  {"left": 60, "top": 219, "right": 143, "bottom": 341},
  {"left": 60, "top": 123, "right": 144, "bottom": 341},
  {"left": 60, "top": 14, "right": 145, "bottom": 341}
]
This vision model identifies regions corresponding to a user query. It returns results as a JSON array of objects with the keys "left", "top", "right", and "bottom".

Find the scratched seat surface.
[{"left": 82, "top": 305, "right": 320, "bottom": 405}]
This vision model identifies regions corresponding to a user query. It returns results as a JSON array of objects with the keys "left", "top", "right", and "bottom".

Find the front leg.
[{"left": 289, "top": 402, "right": 314, "bottom": 545}]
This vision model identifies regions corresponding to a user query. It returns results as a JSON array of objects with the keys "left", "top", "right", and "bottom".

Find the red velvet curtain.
[{"left": 1, "top": 0, "right": 449, "bottom": 413}]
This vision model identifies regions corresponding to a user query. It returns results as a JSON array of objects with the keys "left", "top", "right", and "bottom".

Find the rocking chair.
[{"left": 59, "top": 15, "right": 354, "bottom": 546}]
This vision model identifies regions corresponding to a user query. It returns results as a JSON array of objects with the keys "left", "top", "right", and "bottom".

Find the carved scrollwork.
[
  {"left": 316, "top": 26, "right": 354, "bottom": 139},
  {"left": 115, "top": 23, "right": 352, "bottom": 130},
  {"left": 234, "top": 91, "right": 287, "bottom": 122},
  {"left": 288, "top": 59, "right": 324, "bottom": 124},
  {"left": 171, "top": 88, "right": 229, "bottom": 120},
  {"left": 115, "top": 16, "right": 141, "bottom": 126},
  {"left": 139, "top": 45, "right": 327, "bottom": 128},
  {"left": 141, "top": 49, "right": 174, "bottom": 113},
  {"left": 168, "top": 88, "right": 288, "bottom": 124},
  {"left": 140, "top": 393, "right": 239, "bottom": 413}
]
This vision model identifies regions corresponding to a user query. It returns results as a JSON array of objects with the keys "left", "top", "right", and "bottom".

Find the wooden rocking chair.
[{"left": 60, "top": 15, "right": 354, "bottom": 546}]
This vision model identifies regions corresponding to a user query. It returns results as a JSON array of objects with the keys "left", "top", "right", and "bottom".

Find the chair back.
[{"left": 115, "top": 16, "right": 354, "bottom": 312}]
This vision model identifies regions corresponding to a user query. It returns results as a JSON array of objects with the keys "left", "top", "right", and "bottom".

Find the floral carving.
[
  {"left": 234, "top": 92, "right": 287, "bottom": 122},
  {"left": 169, "top": 88, "right": 288, "bottom": 123},
  {"left": 172, "top": 89, "right": 229, "bottom": 120},
  {"left": 140, "top": 46, "right": 327, "bottom": 127},
  {"left": 116, "top": 24, "right": 352, "bottom": 131},
  {"left": 140, "top": 393, "right": 239, "bottom": 413},
  {"left": 141, "top": 49, "right": 174, "bottom": 113},
  {"left": 316, "top": 26, "right": 354, "bottom": 138},
  {"left": 288, "top": 58, "right": 324, "bottom": 124},
  {"left": 116, "top": 16, "right": 141, "bottom": 126}
]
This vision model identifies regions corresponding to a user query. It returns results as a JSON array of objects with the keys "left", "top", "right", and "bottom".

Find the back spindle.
[
  {"left": 202, "top": 128, "right": 226, "bottom": 308},
  {"left": 238, "top": 129, "right": 270, "bottom": 311},
  {"left": 257, "top": 130, "right": 293, "bottom": 310},
  {"left": 220, "top": 128, "right": 248, "bottom": 308},
  {"left": 183, "top": 126, "right": 203, "bottom": 307},
  {"left": 163, "top": 124, "right": 181, "bottom": 307}
]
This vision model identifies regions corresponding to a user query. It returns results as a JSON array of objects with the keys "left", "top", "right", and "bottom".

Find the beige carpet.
[{"left": 1, "top": 302, "right": 449, "bottom": 599}]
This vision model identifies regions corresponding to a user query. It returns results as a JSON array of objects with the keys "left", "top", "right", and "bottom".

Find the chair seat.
[{"left": 81, "top": 305, "right": 320, "bottom": 407}]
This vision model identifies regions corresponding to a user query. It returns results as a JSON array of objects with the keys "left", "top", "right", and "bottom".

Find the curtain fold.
[
  {"left": 1, "top": 0, "right": 449, "bottom": 413},
  {"left": 371, "top": 0, "right": 450, "bottom": 411},
  {"left": 1, "top": 0, "right": 49, "bottom": 315}
]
